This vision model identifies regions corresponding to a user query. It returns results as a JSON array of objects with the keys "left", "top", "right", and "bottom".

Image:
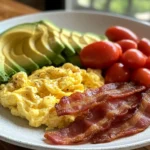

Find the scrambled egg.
[{"left": 0, "top": 63, "right": 104, "bottom": 129}]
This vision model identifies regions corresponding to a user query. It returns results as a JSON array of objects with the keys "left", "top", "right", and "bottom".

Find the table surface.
[{"left": 0, "top": 0, "right": 150, "bottom": 150}]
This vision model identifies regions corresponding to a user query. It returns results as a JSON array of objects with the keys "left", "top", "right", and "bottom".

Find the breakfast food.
[
  {"left": 44, "top": 82, "right": 146, "bottom": 144},
  {"left": 43, "top": 25, "right": 150, "bottom": 145},
  {"left": 55, "top": 82, "right": 145, "bottom": 116},
  {"left": 79, "top": 26, "right": 150, "bottom": 87},
  {"left": 0, "top": 20, "right": 150, "bottom": 146},
  {"left": 0, "top": 20, "right": 107, "bottom": 83},
  {"left": 0, "top": 63, "right": 104, "bottom": 129}
]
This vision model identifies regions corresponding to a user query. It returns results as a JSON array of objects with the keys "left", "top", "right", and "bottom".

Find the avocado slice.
[
  {"left": 70, "top": 31, "right": 86, "bottom": 54},
  {"left": 72, "top": 31, "right": 87, "bottom": 47},
  {"left": 37, "top": 25, "right": 65, "bottom": 55},
  {"left": 0, "top": 54, "right": 9, "bottom": 83},
  {"left": 83, "top": 33, "right": 108, "bottom": 44},
  {"left": 39, "top": 20, "right": 60, "bottom": 32},
  {"left": 61, "top": 29, "right": 83, "bottom": 54},
  {"left": 0, "top": 29, "right": 36, "bottom": 73},
  {"left": 4, "top": 64, "right": 16, "bottom": 77},
  {"left": 59, "top": 29, "right": 76, "bottom": 57},
  {"left": 23, "top": 34, "right": 52, "bottom": 68},
  {"left": 84, "top": 33, "right": 101, "bottom": 42},
  {"left": 39, "top": 24, "right": 65, "bottom": 54},
  {"left": 67, "top": 55, "right": 82, "bottom": 67},
  {"left": 48, "top": 35, "right": 65, "bottom": 54},
  {"left": 12, "top": 40, "right": 39, "bottom": 73},
  {"left": 35, "top": 25, "right": 66, "bottom": 66},
  {"left": 2, "top": 40, "right": 26, "bottom": 72},
  {"left": 0, "top": 23, "right": 42, "bottom": 79}
]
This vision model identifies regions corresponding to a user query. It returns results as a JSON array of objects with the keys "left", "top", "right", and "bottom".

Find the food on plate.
[
  {"left": 79, "top": 41, "right": 121, "bottom": 69},
  {"left": 105, "top": 63, "right": 130, "bottom": 83},
  {"left": 117, "top": 39, "right": 137, "bottom": 52},
  {"left": 44, "top": 82, "right": 146, "bottom": 144},
  {"left": 0, "top": 63, "right": 104, "bottom": 129},
  {"left": 138, "top": 38, "right": 150, "bottom": 56},
  {"left": 121, "top": 49, "right": 147, "bottom": 69},
  {"left": 0, "top": 20, "right": 107, "bottom": 83},
  {"left": 55, "top": 82, "right": 145, "bottom": 116},
  {"left": 43, "top": 25, "right": 150, "bottom": 145},
  {"left": 131, "top": 68, "right": 150, "bottom": 87},
  {"left": 92, "top": 89, "right": 150, "bottom": 143},
  {"left": 105, "top": 26, "right": 139, "bottom": 42},
  {"left": 145, "top": 57, "right": 150, "bottom": 69},
  {"left": 0, "top": 21, "right": 150, "bottom": 145},
  {"left": 79, "top": 25, "right": 150, "bottom": 87}
]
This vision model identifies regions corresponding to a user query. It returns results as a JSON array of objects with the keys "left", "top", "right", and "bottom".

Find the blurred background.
[
  {"left": 0, "top": 0, "right": 149, "bottom": 23},
  {"left": 16, "top": 0, "right": 150, "bottom": 22}
]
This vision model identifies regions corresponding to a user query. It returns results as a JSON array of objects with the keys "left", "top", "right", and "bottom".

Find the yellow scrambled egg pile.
[{"left": 0, "top": 63, "right": 104, "bottom": 129}]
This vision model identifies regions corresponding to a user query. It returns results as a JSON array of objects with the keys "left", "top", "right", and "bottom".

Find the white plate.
[{"left": 0, "top": 11, "right": 150, "bottom": 150}]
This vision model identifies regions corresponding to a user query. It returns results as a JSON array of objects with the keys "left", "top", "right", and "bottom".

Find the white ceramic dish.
[{"left": 0, "top": 11, "right": 150, "bottom": 150}]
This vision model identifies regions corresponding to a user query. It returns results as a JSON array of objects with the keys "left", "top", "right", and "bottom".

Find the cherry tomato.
[
  {"left": 105, "top": 26, "right": 139, "bottom": 42},
  {"left": 145, "top": 57, "right": 150, "bottom": 69},
  {"left": 138, "top": 38, "right": 150, "bottom": 56},
  {"left": 121, "top": 49, "right": 147, "bottom": 69},
  {"left": 79, "top": 41, "right": 120, "bottom": 69},
  {"left": 105, "top": 63, "right": 130, "bottom": 83},
  {"left": 114, "top": 43, "right": 122, "bottom": 56},
  {"left": 117, "top": 39, "right": 137, "bottom": 52},
  {"left": 131, "top": 68, "right": 150, "bottom": 87}
]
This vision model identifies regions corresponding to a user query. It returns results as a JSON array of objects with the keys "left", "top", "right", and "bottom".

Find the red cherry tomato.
[
  {"left": 121, "top": 49, "right": 147, "bottom": 69},
  {"left": 105, "top": 63, "right": 130, "bottom": 83},
  {"left": 117, "top": 39, "right": 137, "bottom": 52},
  {"left": 105, "top": 26, "right": 139, "bottom": 42},
  {"left": 131, "top": 68, "right": 150, "bottom": 87},
  {"left": 114, "top": 43, "right": 122, "bottom": 56},
  {"left": 145, "top": 57, "right": 150, "bottom": 69},
  {"left": 138, "top": 38, "right": 150, "bottom": 56},
  {"left": 80, "top": 41, "right": 120, "bottom": 69}
]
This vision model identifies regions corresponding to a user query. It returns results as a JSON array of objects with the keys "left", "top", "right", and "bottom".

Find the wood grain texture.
[
  {"left": 0, "top": 140, "right": 30, "bottom": 150},
  {"left": 0, "top": 0, "right": 39, "bottom": 21}
]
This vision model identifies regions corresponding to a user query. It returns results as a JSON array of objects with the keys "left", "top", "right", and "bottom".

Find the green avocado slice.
[
  {"left": 61, "top": 29, "right": 83, "bottom": 54},
  {"left": 0, "top": 23, "right": 40, "bottom": 80},
  {"left": 0, "top": 54, "right": 9, "bottom": 83},
  {"left": 4, "top": 64, "right": 16, "bottom": 77},
  {"left": 66, "top": 55, "right": 82, "bottom": 67},
  {"left": 23, "top": 34, "right": 52, "bottom": 68},
  {"left": 59, "top": 29, "right": 76, "bottom": 57},
  {"left": 36, "top": 34, "right": 66, "bottom": 66},
  {"left": 83, "top": 33, "right": 108, "bottom": 44},
  {"left": 35, "top": 24, "right": 65, "bottom": 66},
  {"left": 71, "top": 31, "right": 87, "bottom": 47},
  {"left": 39, "top": 24, "right": 65, "bottom": 55},
  {"left": 39, "top": 20, "right": 60, "bottom": 32},
  {"left": 84, "top": 33, "right": 101, "bottom": 42},
  {"left": 2, "top": 40, "right": 26, "bottom": 72},
  {"left": 12, "top": 40, "right": 39, "bottom": 73}
]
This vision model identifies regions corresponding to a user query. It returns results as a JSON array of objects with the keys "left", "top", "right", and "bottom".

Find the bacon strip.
[
  {"left": 92, "top": 89, "right": 150, "bottom": 144},
  {"left": 44, "top": 93, "right": 141, "bottom": 145},
  {"left": 56, "top": 82, "right": 145, "bottom": 116}
]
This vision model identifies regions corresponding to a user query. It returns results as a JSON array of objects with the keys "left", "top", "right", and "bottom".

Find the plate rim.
[
  {"left": 0, "top": 10, "right": 150, "bottom": 150},
  {"left": 0, "top": 10, "right": 149, "bottom": 27}
]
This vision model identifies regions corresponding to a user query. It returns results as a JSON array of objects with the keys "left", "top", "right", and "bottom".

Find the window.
[{"left": 65, "top": 0, "right": 150, "bottom": 22}]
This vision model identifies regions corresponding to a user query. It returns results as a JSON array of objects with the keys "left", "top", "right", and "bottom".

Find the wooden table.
[
  {"left": 0, "top": 0, "right": 39, "bottom": 21},
  {"left": 0, "top": 0, "right": 150, "bottom": 150}
]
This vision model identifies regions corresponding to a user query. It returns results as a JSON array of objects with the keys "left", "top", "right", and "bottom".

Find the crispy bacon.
[
  {"left": 92, "top": 89, "right": 150, "bottom": 143},
  {"left": 56, "top": 82, "right": 145, "bottom": 116},
  {"left": 44, "top": 93, "right": 141, "bottom": 145}
]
